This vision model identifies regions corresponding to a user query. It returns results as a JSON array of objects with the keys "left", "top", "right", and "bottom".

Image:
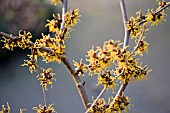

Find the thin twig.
[
  {"left": 85, "top": 87, "right": 106, "bottom": 113},
  {"left": 62, "top": 57, "right": 90, "bottom": 110},
  {"left": 109, "top": 0, "right": 129, "bottom": 109},
  {"left": 60, "top": 0, "right": 68, "bottom": 30},
  {"left": 139, "top": 3, "right": 170, "bottom": 25},
  {"left": 114, "top": 67, "right": 125, "bottom": 79},
  {"left": 60, "top": 0, "right": 90, "bottom": 110},
  {"left": 0, "top": 0, "right": 90, "bottom": 110},
  {"left": 130, "top": 27, "right": 146, "bottom": 57},
  {"left": 120, "top": 0, "right": 130, "bottom": 48},
  {"left": 109, "top": 1, "right": 170, "bottom": 109},
  {"left": 42, "top": 87, "right": 47, "bottom": 106}
]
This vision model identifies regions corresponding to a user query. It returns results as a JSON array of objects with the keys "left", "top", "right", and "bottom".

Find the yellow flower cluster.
[
  {"left": 1, "top": 103, "right": 10, "bottom": 113},
  {"left": 0, "top": 103, "right": 26, "bottom": 113},
  {"left": 35, "top": 33, "right": 66, "bottom": 63},
  {"left": 88, "top": 98, "right": 110, "bottom": 113},
  {"left": 126, "top": 16, "right": 144, "bottom": 38},
  {"left": 85, "top": 40, "right": 122, "bottom": 75},
  {"left": 22, "top": 59, "right": 38, "bottom": 73},
  {"left": 74, "top": 39, "right": 151, "bottom": 89},
  {"left": 46, "top": 9, "right": 80, "bottom": 43},
  {"left": 46, "top": 14, "right": 62, "bottom": 34},
  {"left": 65, "top": 9, "right": 80, "bottom": 28},
  {"left": 135, "top": 40, "right": 149, "bottom": 56},
  {"left": 1, "top": 36, "right": 16, "bottom": 51},
  {"left": 146, "top": 9, "right": 165, "bottom": 26},
  {"left": 37, "top": 68, "right": 56, "bottom": 90},
  {"left": 1, "top": 31, "right": 32, "bottom": 50},
  {"left": 126, "top": 0, "right": 169, "bottom": 38},
  {"left": 88, "top": 95, "right": 130, "bottom": 113},
  {"left": 33, "top": 104, "right": 56, "bottom": 113},
  {"left": 97, "top": 71, "right": 117, "bottom": 90},
  {"left": 51, "top": 0, "right": 58, "bottom": 6},
  {"left": 73, "top": 59, "right": 87, "bottom": 76},
  {"left": 110, "top": 95, "right": 130, "bottom": 112}
]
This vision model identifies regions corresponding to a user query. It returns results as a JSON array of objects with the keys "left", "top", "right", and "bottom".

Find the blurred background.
[{"left": 0, "top": 0, "right": 170, "bottom": 113}]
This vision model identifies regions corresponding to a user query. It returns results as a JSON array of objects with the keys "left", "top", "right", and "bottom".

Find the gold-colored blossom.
[
  {"left": 97, "top": 71, "right": 117, "bottom": 90},
  {"left": 146, "top": 9, "right": 166, "bottom": 26},
  {"left": 73, "top": 59, "right": 87, "bottom": 76},
  {"left": 17, "top": 30, "right": 33, "bottom": 49},
  {"left": 156, "top": 0, "right": 170, "bottom": 9},
  {"left": 110, "top": 95, "right": 130, "bottom": 112},
  {"left": 116, "top": 63, "right": 151, "bottom": 83},
  {"left": 45, "top": 15, "right": 61, "bottom": 34},
  {"left": 1, "top": 36, "right": 16, "bottom": 51},
  {"left": 20, "top": 109, "right": 27, "bottom": 113},
  {"left": 35, "top": 33, "right": 56, "bottom": 47},
  {"left": 56, "top": 28, "right": 72, "bottom": 44},
  {"left": 37, "top": 68, "right": 56, "bottom": 90},
  {"left": 1, "top": 31, "right": 33, "bottom": 50},
  {"left": 41, "top": 44, "right": 65, "bottom": 63},
  {"left": 85, "top": 40, "right": 123, "bottom": 76},
  {"left": 51, "top": 0, "right": 58, "bottom": 6},
  {"left": 1, "top": 103, "right": 10, "bottom": 113},
  {"left": 28, "top": 46, "right": 41, "bottom": 62},
  {"left": 22, "top": 59, "right": 38, "bottom": 73},
  {"left": 88, "top": 98, "right": 111, "bottom": 113},
  {"left": 65, "top": 9, "right": 81, "bottom": 28},
  {"left": 135, "top": 40, "right": 149, "bottom": 56},
  {"left": 35, "top": 33, "right": 65, "bottom": 63},
  {"left": 126, "top": 18, "right": 143, "bottom": 38},
  {"left": 33, "top": 104, "right": 56, "bottom": 113}
]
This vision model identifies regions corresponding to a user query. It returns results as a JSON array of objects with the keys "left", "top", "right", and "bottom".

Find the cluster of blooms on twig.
[
  {"left": 0, "top": 103, "right": 26, "bottom": 113},
  {"left": 1, "top": 0, "right": 81, "bottom": 112},
  {"left": 74, "top": 0, "right": 170, "bottom": 113},
  {"left": 88, "top": 94, "right": 131, "bottom": 113},
  {"left": 0, "top": 0, "right": 170, "bottom": 113},
  {"left": 33, "top": 104, "right": 56, "bottom": 113}
]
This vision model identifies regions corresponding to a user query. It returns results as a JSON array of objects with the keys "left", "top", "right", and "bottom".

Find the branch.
[
  {"left": 120, "top": 0, "right": 130, "bottom": 48},
  {"left": 110, "top": 1, "right": 170, "bottom": 109},
  {"left": 130, "top": 27, "right": 146, "bottom": 57},
  {"left": 60, "top": 0, "right": 90, "bottom": 110},
  {"left": 139, "top": 3, "right": 170, "bottom": 25},
  {"left": 109, "top": 0, "right": 129, "bottom": 109},
  {"left": 0, "top": 1, "right": 90, "bottom": 109},
  {"left": 60, "top": 0, "right": 68, "bottom": 30}
]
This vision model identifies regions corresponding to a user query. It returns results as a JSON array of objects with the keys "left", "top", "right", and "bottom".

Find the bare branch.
[
  {"left": 60, "top": 0, "right": 90, "bottom": 110},
  {"left": 60, "top": 0, "right": 68, "bottom": 30},
  {"left": 120, "top": 0, "right": 130, "bottom": 48}
]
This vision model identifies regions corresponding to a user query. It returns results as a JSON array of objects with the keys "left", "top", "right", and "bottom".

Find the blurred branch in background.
[{"left": 0, "top": 0, "right": 59, "bottom": 66}]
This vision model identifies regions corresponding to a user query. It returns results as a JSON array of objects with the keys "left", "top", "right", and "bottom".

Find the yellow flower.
[
  {"left": 51, "top": 0, "right": 58, "bottom": 6},
  {"left": 33, "top": 104, "right": 56, "bottom": 113},
  {"left": 37, "top": 68, "right": 56, "bottom": 90},
  {"left": 1, "top": 103, "right": 10, "bottom": 113},
  {"left": 146, "top": 9, "right": 165, "bottom": 26},
  {"left": 46, "top": 19, "right": 60, "bottom": 33},
  {"left": 135, "top": 40, "right": 149, "bottom": 56},
  {"left": 1, "top": 37, "right": 16, "bottom": 51},
  {"left": 110, "top": 95, "right": 130, "bottom": 112},
  {"left": 126, "top": 19, "right": 143, "bottom": 38},
  {"left": 73, "top": 59, "right": 87, "bottom": 76},
  {"left": 65, "top": 9, "right": 81, "bottom": 28},
  {"left": 22, "top": 59, "right": 38, "bottom": 73},
  {"left": 97, "top": 71, "right": 117, "bottom": 90}
]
